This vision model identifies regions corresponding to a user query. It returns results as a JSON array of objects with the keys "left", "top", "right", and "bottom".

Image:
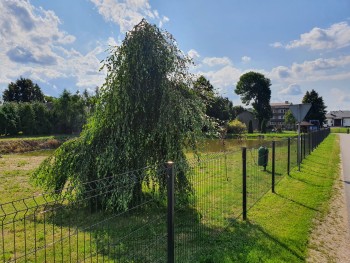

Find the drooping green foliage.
[
  {"left": 235, "top": 72, "right": 272, "bottom": 131},
  {"left": 302, "top": 89, "right": 327, "bottom": 125},
  {"left": 32, "top": 20, "right": 205, "bottom": 211}
]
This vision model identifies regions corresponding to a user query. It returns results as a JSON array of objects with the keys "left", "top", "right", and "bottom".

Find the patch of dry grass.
[{"left": 0, "top": 150, "right": 54, "bottom": 202}]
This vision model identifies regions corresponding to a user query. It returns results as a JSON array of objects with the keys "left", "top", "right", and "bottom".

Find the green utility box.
[{"left": 258, "top": 146, "right": 269, "bottom": 170}]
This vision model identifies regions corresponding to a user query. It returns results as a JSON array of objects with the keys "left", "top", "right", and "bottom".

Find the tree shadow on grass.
[
  {"left": 274, "top": 192, "right": 319, "bottom": 212},
  {"left": 20, "top": 191, "right": 309, "bottom": 263}
]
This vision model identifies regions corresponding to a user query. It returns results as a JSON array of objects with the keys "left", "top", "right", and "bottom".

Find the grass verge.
[
  {"left": 330, "top": 127, "right": 349, "bottom": 133},
  {"left": 199, "top": 134, "right": 339, "bottom": 262}
]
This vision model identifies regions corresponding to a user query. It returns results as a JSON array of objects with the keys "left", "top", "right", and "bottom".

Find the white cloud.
[
  {"left": 159, "top": 15, "right": 169, "bottom": 28},
  {"left": 241, "top": 56, "right": 251, "bottom": 63},
  {"left": 279, "top": 84, "right": 302, "bottom": 95},
  {"left": 200, "top": 65, "right": 241, "bottom": 92},
  {"left": 0, "top": 0, "right": 76, "bottom": 66},
  {"left": 270, "top": 56, "right": 350, "bottom": 82},
  {"left": 202, "top": 56, "right": 232, "bottom": 67},
  {"left": 0, "top": 0, "right": 106, "bottom": 92},
  {"left": 331, "top": 88, "right": 350, "bottom": 103},
  {"left": 90, "top": 0, "right": 168, "bottom": 33},
  {"left": 187, "top": 49, "right": 200, "bottom": 59},
  {"left": 270, "top": 42, "right": 283, "bottom": 48},
  {"left": 285, "top": 22, "right": 350, "bottom": 50}
]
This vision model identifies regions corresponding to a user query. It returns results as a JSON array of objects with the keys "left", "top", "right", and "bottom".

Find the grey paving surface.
[{"left": 339, "top": 134, "right": 350, "bottom": 228}]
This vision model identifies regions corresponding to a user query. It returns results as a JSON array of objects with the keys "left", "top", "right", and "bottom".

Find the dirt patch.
[
  {"left": 307, "top": 164, "right": 350, "bottom": 262},
  {"left": 0, "top": 138, "right": 62, "bottom": 154}
]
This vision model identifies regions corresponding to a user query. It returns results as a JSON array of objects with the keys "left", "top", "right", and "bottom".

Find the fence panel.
[
  {"left": 174, "top": 150, "right": 242, "bottom": 261},
  {"left": 0, "top": 128, "right": 331, "bottom": 262},
  {"left": 0, "top": 165, "right": 168, "bottom": 263}
]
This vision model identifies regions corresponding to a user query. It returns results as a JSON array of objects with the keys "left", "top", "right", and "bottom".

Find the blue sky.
[{"left": 1, "top": 0, "right": 350, "bottom": 111}]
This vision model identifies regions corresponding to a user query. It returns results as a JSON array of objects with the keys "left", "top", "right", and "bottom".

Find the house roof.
[
  {"left": 326, "top": 110, "right": 350, "bottom": 119},
  {"left": 297, "top": 121, "right": 313, "bottom": 126},
  {"left": 270, "top": 101, "right": 292, "bottom": 107}
]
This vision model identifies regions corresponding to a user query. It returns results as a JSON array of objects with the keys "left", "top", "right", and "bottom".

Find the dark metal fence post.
[
  {"left": 287, "top": 138, "right": 290, "bottom": 175},
  {"left": 242, "top": 147, "right": 247, "bottom": 221},
  {"left": 272, "top": 141, "right": 275, "bottom": 193},
  {"left": 166, "top": 162, "right": 175, "bottom": 263},
  {"left": 300, "top": 134, "right": 303, "bottom": 161},
  {"left": 303, "top": 134, "right": 306, "bottom": 159},
  {"left": 308, "top": 132, "right": 311, "bottom": 155}
]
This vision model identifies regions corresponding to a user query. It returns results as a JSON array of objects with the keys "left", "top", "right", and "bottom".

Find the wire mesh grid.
[
  {"left": 0, "top": 129, "right": 331, "bottom": 262},
  {"left": 246, "top": 146, "right": 271, "bottom": 210},
  {"left": 274, "top": 139, "right": 289, "bottom": 185},
  {"left": 174, "top": 150, "right": 242, "bottom": 261},
  {"left": 0, "top": 164, "right": 168, "bottom": 263}
]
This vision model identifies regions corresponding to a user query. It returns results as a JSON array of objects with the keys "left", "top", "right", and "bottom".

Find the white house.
[{"left": 326, "top": 111, "right": 350, "bottom": 127}]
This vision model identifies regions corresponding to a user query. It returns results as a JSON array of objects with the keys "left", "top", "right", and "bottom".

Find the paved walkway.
[{"left": 339, "top": 134, "right": 350, "bottom": 228}]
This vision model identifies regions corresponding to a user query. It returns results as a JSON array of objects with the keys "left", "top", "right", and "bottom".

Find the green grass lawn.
[
  {"left": 0, "top": 134, "right": 76, "bottom": 142},
  {"left": 196, "top": 134, "right": 339, "bottom": 262},
  {"left": 245, "top": 131, "right": 298, "bottom": 139},
  {"left": 330, "top": 127, "right": 349, "bottom": 133},
  {"left": 0, "top": 134, "right": 338, "bottom": 262}
]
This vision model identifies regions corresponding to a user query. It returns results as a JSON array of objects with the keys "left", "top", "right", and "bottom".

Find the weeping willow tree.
[{"left": 32, "top": 20, "right": 205, "bottom": 211}]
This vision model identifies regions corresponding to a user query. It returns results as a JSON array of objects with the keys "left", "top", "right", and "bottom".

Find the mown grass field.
[
  {"left": 330, "top": 127, "right": 349, "bottom": 133},
  {"left": 245, "top": 130, "right": 298, "bottom": 139},
  {"left": 0, "top": 134, "right": 338, "bottom": 262}
]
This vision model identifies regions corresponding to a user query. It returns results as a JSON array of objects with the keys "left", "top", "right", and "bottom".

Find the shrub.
[{"left": 227, "top": 119, "right": 247, "bottom": 135}]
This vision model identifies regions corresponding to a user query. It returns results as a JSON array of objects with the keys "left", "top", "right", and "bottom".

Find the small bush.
[{"left": 227, "top": 119, "right": 247, "bottom": 135}]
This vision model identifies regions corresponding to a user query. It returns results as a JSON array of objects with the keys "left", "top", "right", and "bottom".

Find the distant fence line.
[{"left": 0, "top": 128, "right": 330, "bottom": 262}]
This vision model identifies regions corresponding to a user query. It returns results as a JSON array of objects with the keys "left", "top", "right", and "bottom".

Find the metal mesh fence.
[
  {"left": 0, "top": 129, "right": 330, "bottom": 262},
  {"left": 0, "top": 165, "right": 168, "bottom": 263},
  {"left": 174, "top": 150, "right": 242, "bottom": 261}
]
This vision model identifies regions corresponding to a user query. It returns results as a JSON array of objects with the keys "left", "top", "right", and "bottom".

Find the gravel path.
[{"left": 307, "top": 134, "right": 350, "bottom": 262}]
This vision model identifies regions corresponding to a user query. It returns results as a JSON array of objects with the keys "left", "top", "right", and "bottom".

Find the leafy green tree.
[
  {"left": 32, "top": 102, "right": 51, "bottom": 135},
  {"left": 33, "top": 20, "right": 205, "bottom": 211},
  {"left": 193, "top": 76, "right": 215, "bottom": 106},
  {"left": 231, "top": 105, "right": 245, "bottom": 119},
  {"left": 302, "top": 89, "right": 327, "bottom": 125},
  {"left": 284, "top": 109, "right": 296, "bottom": 130},
  {"left": 207, "top": 96, "right": 233, "bottom": 121},
  {"left": 235, "top": 72, "right": 272, "bottom": 132},
  {"left": 3, "top": 77, "right": 44, "bottom": 102},
  {"left": 261, "top": 119, "right": 267, "bottom": 133},
  {"left": 0, "top": 108, "right": 7, "bottom": 135},
  {"left": 52, "top": 90, "right": 90, "bottom": 134},
  {"left": 18, "top": 103, "right": 35, "bottom": 135},
  {"left": 194, "top": 76, "right": 234, "bottom": 122},
  {"left": 1, "top": 103, "right": 19, "bottom": 135}
]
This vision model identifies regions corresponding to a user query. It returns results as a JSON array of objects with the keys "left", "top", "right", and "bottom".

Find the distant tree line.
[
  {"left": 1, "top": 75, "right": 253, "bottom": 137},
  {"left": 0, "top": 77, "right": 98, "bottom": 136}
]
